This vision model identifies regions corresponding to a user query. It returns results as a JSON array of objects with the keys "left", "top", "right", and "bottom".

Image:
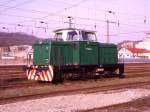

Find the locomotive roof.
[{"left": 53, "top": 28, "right": 96, "bottom": 33}]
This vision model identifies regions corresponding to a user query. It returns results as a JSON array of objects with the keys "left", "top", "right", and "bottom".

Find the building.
[
  {"left": 9, "top": 45, "right": 32, "bottom": 59},
  {"left": 0, "top": 45, "right": 33, "bottom": 64},
  {"left": 118, "top": 40, "right": 142, "bottom": 49},
  {"left": 118, "top": 47, "right": 150, "bottom": 59},
  {"left": 136, "top": 32, "right": 150, "bottom": 50}
]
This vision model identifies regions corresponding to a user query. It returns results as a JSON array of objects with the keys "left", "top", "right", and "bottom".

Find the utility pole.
[
  {"left": 64, "top": 16, "right": 73, "bottom": 28},
  {"left": 2, "top": 27, "right": 9, "bottom": 32},
  {"left": 39, "top": 21, "right": 48, "bottom": 33},
  {"left": 15, "top": 24, "right": 23, "bottom": 32},
  {"left": 106, "top": 11, "right": 119, "bottom": 43},
  {"left": 106, "top": 20, "right": 117, "bottom": 43},
  {"left": 68, "top": 16, "right": 72, "bottom": 28},
  {"left": 106, "top": 19, "right": 109, "bottom": 43},
  {"left": 40, "top": 21, "right": 48, "bottom": 32}
]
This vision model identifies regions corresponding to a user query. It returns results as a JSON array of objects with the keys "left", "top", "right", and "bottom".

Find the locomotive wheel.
[
  {"left": 119, "top": 73, "right": 125, "bottom": 78},
  {"left": 103, "top": 71, "right": 114, "bottom": 77}
]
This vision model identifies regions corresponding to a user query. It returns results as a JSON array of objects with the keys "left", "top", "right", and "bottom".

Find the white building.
[
  {"left": 9, "top": 45, "right": 33, "bottom": 58},
  {"left": 136, "top": 33, "right": 150, "bottom": 50},
  {"left": 0, "top": 45, "right": 33, "bottom": 64},
  {"left": 118, "top": 47, "right": 150, "bottom": 59}
]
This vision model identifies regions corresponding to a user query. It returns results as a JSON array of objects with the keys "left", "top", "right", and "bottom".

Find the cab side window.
[
  {"left": 54, "top": 33, "right": 63, "bottom": 40},
  {"left": 81, "top": 31, "right": 96, "bottom": 41},
  {"left": 67, "top": 31, "right": 78, "bottom": 41}
]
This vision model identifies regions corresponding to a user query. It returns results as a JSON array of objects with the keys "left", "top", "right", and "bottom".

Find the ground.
[
  {"left": 1, "top": 85, "right": 150, "bottom": 112},
  {"left": 86, "top": 97, "right": 150, "bottom": 112}
]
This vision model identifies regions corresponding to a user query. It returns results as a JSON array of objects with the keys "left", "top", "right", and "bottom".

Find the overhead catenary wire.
[
  {"left": 0, "top": 0, "right": 149, "bottom": 40},
  {"left": 42, "top": 0, "right": 90, "bottom": 18},
  {"left": 0, "top": 0, "right": 149, "bottom": 22},
  {"left": 0, "top": 0, "right": 148, "bottom": 22},
  {"left": 104, "top": 31, "right": 148, "bottom": 37},
  {"left": 0, "top": 4, "right": 49, "bottom": 15},
  {"left": 0, "top": 0, "right": 17, "bottom": 6},
  {"left": 1, "top": 12, "right": 150, "bottom": 34},
  {"left": 0, "top": 20, "right": 149, "bottom": 36},
  {"left": 0, "top": 0, "right": 34, "bottom": 14},
  {"left": 48, "top": 0, "right": 150, "bottom": 20},
  {"left": 11, "top": 2, "right": 149, "bottom": 29},
  {"left": 1, "top": 21, "right": 149, "bottom": 41},
  {"left": 47, "top": 0, "right": 150, "bottom": 21},
  {"left": 0, "top": 0, "right": 146, "bottom": 27}
]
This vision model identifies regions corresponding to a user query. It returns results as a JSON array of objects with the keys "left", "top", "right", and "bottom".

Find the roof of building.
[{"left": 127, "top": 48, "right": 150, "bottom": 53}]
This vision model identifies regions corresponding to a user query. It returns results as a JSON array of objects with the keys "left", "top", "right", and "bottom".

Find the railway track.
[
  {"left": 1, "top": 75, "right": 150, "bottom": 104},
  {"left": 0, "top": 63, "right": 150, "bottom": 89},
  {"left": 0, "top": 63, "right": 150, "bottom": 103}
]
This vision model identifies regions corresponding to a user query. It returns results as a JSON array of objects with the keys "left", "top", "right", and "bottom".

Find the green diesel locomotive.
[{"left": 27, "top": 28, "right": 124, "bottom": 82}]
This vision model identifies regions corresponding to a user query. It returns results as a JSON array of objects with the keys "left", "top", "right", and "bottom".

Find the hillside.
[{"left": 0, "top": 32, "right": 42, "bottom": 46}]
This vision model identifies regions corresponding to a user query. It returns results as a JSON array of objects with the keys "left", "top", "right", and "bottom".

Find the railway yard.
[
  {"left": 0, "top": 63, "right": 150, "bottom": 112},
  {"left": 0, "top": 0, "right": 150, "bottom": 112}
]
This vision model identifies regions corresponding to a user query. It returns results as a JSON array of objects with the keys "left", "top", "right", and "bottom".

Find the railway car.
[{"left": 26, "top": 28, "right": 124, "bottom": 82}]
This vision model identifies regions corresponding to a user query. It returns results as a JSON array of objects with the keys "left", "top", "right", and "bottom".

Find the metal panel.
[
  {"left": 99, "top": 43, "right": 118, "bottom": 64},
  {"left": 33, "top": 40, "right": 118, "bottom": 66},
  {"left": 33, "top": 41, "right": 74, "bottom": 66},
  {"left": 50, "top": 41, "right": 73, "bottom": 66},
  {"left": 80, "top": 41, "right": 99, "bottom": 65},
  {"left": 33, "top": 43, "right": 50, "bottom": 65},
  {"left": 72, "top": 42, "right": 80, "bottom": 65}
]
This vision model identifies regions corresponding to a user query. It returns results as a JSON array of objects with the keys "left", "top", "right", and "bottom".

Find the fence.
[
  {"left": 119, "top": 58, "right": 150, "bottom": 63},
  {"left": 0, "top": 57, "right": 33, "bottom": 65}
]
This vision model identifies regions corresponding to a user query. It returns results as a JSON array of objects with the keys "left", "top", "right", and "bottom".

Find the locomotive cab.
[{"left": 54, "top": 28, "right": 97, "bottom": 42}]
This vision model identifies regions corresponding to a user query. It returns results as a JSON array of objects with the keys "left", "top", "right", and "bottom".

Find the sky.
[{"left": 0, "top": 0, "right": 150, "bottom": 43}]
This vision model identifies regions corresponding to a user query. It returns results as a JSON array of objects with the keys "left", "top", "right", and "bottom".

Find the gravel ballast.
[{"left": 1, "top": 88, "right": 150, "bottom": 112}]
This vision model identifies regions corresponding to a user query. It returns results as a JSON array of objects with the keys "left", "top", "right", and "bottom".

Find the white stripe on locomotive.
[
  {"left": 46, "top": 70, "right": 52, "bottom": 81},
  {"left": 43, "top": 71, "right": 48, "bottom": 81},
  {"left": 49, "top": 65, "right": 53, "bottom": 77}
]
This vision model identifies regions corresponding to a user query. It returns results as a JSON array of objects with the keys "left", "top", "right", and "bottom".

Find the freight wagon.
[{"left": 27, "top": 28, "right": 124, "bottom": 82}]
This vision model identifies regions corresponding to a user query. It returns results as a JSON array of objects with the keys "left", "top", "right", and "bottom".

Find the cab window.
[
  {"left": 54, "top": 33, "right": 62, "bottom": 40},
  {"left": 82, "top": 31, "right": 96, "bottom": 41},
  {"left": 67, "top": 31, "right": 78, "bottom": 41}
]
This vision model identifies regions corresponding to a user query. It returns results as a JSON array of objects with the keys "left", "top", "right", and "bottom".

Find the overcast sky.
[{"left": 0, "top": 0, "right": 150, "bottom": 43}]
